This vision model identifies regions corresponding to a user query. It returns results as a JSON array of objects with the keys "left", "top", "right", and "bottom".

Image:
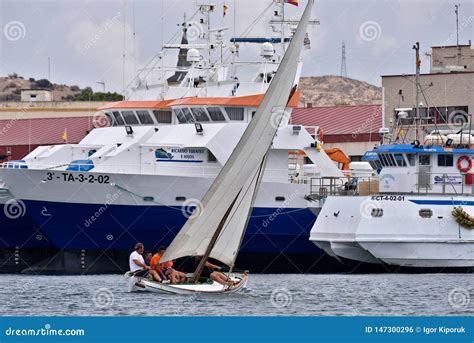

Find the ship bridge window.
[
  {"left": 379, "top": 154, "right": 395, "bottom": 167},
  {"left": 378, "top": 154, "right": 388, "bottom": 167},
  {"left": 191, "top": 107, "right": 210, "bottom": 122},
  {"left": 438, "top": 154, "right": 453, "bottom": 167},
  {"left": 387, "top": 154, "right": 397, "bottom": 167},
  {"left": 153, "top": 110, "right": 172, "bottom": 124},
  {"left": 394, "top": 153, "right": 407, "bottom": 167},
  {"left": 121, "top": 111, "right": 139, "bottom": 125},
  {"left": 104, "top": 112, "right": 114, "bottom": 126},
  {"left": 136, "top": 110, "right": 154, "bottom": 125},
  {"left": 406, "top": 154, "right": 416, "bottom": 166},
  {"left": 112, "top": 111, "right": 125, "bottom": 126},
  {"left": 208, "top": 150, "right": 217, "bottom": 163},
  {"left": 419, "top": 155, "right": 431, "bottom": 166},
  {"left": 369, "top": 160, "right": 382, "bottom": 170},
  {"left": 207, "top": 107, "right": 226, "bottom": 121},
  {"left": 174, "top": 108, "right": 187, "bottom": 123},
  {"left": 182, "top": 108, "right": 194, "bottom": 123},
  {"left": 225, "top": 107, "right": 244, "bottom": 121}
]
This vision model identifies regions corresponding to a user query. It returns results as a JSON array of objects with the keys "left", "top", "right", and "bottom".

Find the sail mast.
[
  {"left": 192, "top": 194, "right": 240, "bottom": 282},
  {"left": 160, "top": 0, "right": 314, "bottom": 268}
]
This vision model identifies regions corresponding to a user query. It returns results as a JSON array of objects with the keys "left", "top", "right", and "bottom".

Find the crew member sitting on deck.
[
  {"left": 129, "top": 243, "right": 162, "bottom": 282},
  {"left": 194, "top": 256, "right": 237, "bottom": 286},
  {"left": 150, "top": 246, "right": 187, "bottom": 284},
  {"left": 144, "top": 251, "right": 153, "bottom": 266}
]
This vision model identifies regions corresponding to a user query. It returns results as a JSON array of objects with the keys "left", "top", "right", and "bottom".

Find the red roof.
[
  {"left": 0, "top": 117, "right": 93, "bottom": 146},
  {"left": 291, "top": 104, "right": 382, "bottom": 135}
]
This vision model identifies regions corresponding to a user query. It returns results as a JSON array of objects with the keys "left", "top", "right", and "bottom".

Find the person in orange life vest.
[{"left": 150, "top": 246, "right": 187, "bottom": 284}]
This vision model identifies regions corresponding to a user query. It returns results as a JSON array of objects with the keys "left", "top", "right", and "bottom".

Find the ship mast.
[{"left": 413, "top": 41, "right": 421, "bottom": 142}]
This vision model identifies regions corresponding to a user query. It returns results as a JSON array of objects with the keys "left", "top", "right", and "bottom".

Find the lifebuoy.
[{"left": 457, "top": 155, "right": 472, "bottom": 173}]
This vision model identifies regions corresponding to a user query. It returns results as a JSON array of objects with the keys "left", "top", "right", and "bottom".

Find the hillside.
[
  {"left": 0, "top": 74, "right": 122, "bottom": 102},
  {"left": 299, "top": 75, "right": 382, "bottom": 107},
  {"left": 1, "top": 74, "right": 382, "bottom": 106}
]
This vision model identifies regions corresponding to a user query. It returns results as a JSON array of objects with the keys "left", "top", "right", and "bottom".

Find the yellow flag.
[{"left": 62, "top": 128, "right": 68, "bottom": 142}]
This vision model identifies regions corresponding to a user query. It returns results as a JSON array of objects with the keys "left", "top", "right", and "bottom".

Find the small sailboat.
[{"left": 126, "top": 0, "right": 315, "bottom": 294}]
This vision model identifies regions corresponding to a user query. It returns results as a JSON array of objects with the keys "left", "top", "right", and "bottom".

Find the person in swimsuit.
[{"left": 194, "top": 256, "right": 236, "bottom": 286}]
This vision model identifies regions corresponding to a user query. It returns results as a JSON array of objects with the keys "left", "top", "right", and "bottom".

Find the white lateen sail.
[{"left": 161, "top": 0, "right": 315, "bottom": 268}]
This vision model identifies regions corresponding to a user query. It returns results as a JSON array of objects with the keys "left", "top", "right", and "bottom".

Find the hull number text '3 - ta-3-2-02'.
[{"left": 45, "top": 172, "right": 110, "bottom": 184}]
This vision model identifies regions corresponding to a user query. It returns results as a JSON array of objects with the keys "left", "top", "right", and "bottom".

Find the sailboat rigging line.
[
  {"left": 111, "top": 182, "right": 306, "bottom": 217},
  {"left": 111, "top": 183, "right": 185, "bottom": 211}
]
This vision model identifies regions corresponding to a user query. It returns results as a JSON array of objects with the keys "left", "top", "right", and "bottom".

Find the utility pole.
[
  {"left": 413, "top": 42, "right": 420, "bottom": 142},
  {"left": 340, "top": 41, "right": 347, "bottom": 77}
]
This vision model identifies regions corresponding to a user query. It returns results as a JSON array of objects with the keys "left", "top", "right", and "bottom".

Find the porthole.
[
  {"left": 419, "top": 209, "right": 433, "bottom": 218},
  {"left": 371, "top": 208, "right": 383, "bottom": 217},
  {"left": 175, "top": 196, "right": 186, "bottom": 202}
]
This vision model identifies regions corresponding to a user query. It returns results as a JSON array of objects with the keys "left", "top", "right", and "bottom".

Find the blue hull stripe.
[
  {"left": 22, "top": 200, "right": 322, "bottom": 255},
  {"left": 409, "top": 199, "right": 474, "bottom": 206}
]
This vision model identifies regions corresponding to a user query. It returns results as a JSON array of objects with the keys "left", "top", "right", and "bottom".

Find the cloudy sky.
[{"left": 0, "top": 0, "right": 473, "bottom": 94}]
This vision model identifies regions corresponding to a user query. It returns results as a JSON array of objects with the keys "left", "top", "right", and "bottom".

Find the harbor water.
[{"left": 0, "top": 274, "right": 471, "bottom": 316}]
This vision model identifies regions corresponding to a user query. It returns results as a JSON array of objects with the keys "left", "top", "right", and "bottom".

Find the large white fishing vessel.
[{"left": 0, "top": 1, "right": 345, "bottom": 274}]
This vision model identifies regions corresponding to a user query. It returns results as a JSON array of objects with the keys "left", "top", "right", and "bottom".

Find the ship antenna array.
[
  {"left": 455, "top": 3, "right": 461, "bottom": 46},
  {"left": 124, "top": 7, "right": 200, "bottom": 94}
]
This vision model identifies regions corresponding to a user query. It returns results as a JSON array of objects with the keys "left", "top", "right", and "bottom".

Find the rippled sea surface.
[{"left": 0, "top": 274, "right": 472, "bottom": 316}]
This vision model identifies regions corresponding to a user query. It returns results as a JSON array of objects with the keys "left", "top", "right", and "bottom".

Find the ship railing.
[
  {"left": 414, "top": 172, "right": 469, "bottom": 195},
  {"left": 308, "top": 176, "right": 379, "bottom": 199}
]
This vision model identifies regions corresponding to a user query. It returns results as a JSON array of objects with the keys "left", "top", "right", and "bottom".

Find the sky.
[{"left": 0, "top": 0, "right": 473, "bottom": 94}]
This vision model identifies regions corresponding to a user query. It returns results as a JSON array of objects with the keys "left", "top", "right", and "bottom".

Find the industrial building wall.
[{"left": 382, "top": 72, "right": 474, "bottom": 129}]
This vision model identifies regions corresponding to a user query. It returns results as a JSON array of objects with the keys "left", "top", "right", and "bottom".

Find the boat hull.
[
  {"left": 358, "top": 241, "right": 474, "bottom": 268},
  {"left": 310, "top": 195, "right": 474, "bottom": 270}
]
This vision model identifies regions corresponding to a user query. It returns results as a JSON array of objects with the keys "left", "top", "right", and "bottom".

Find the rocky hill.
[
  {"left": 0, "top": 74, "right": 82, "bottom": 101},
  {"left": 1, "top": 74, "right": 381, "bottom": 106},
  {"left": 0, "top": 74, "right": 122, "bottom": 102},
  {"left": 299, "top": 75, "right": 382, "bottom": 107}
]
